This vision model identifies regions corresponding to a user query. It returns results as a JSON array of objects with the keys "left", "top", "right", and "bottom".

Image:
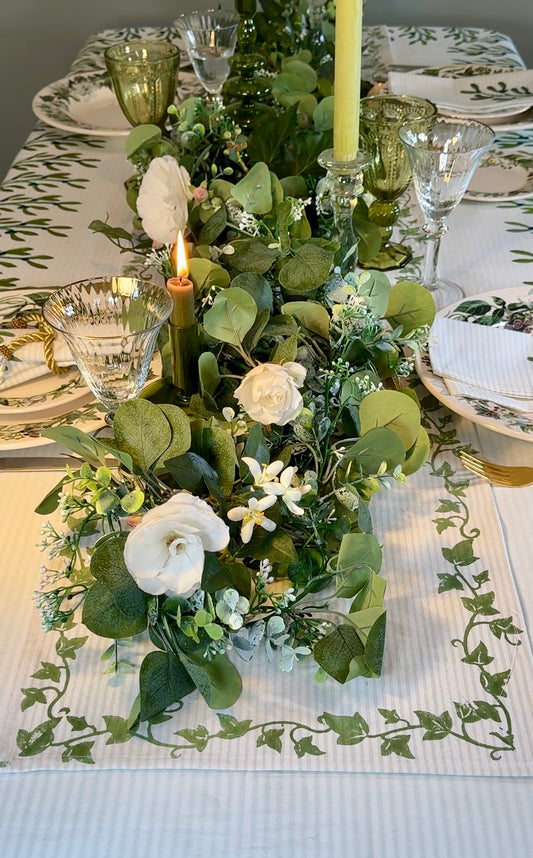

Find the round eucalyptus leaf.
[
  {"left": 359, "top": 390, "right": 421, "bottom": 451},
  {"left": 203, "top": 286, "right": 257, "bottom": 346}
]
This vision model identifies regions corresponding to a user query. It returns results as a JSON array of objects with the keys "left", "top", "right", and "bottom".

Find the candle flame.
[{"left": 174, "top": 231, "right": 189, "bottom": 278}]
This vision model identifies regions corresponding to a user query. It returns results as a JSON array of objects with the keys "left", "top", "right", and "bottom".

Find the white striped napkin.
[
  {"left": 428, "top": 315, "right": 533, "bottom": 412},
  {"left": 388, "top": 69, "right": 533, "bottom": 115},
  {"left": 0, "top": 335, "right": 74, "bottom": 392}
]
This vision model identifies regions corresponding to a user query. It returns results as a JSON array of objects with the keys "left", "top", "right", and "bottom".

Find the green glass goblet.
[
  {"left": 359, "top": 94, "right": 437, "bottom": 271},
  {"left": 104, "top": 40, "right": 180, "bottom": 128}
]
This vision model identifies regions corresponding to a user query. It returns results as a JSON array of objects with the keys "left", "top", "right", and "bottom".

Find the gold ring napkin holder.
[{"left": 0, "top": 311, "right": 69, "bottom": 376}]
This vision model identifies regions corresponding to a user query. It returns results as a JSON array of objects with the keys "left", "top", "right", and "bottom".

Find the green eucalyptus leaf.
[
  {"left": 82, "top": 533, "right": 147, "bottom": 639},
  {"left": 334, "top": 532, "right": 382, "bottom": 599},
  {"left": 120, "top": 489, "right": 145, "bottom": 514},
  {"left": 356, "top": 270, "right": 391, "bottom": 317},
  {"left": 201, "top": 553, "right": 251, "bottom": 598},
  {"left": 113, "top": 400, "right": 172, "bottom": 471},
  {"left": 202, "top": 425, "right": 237, "bottom": 495},
  {"left": 278, "top": 243, "right": 333, "bottom": 294},
  {"left": 188, "top": 257, "right": 230, "bottom": 293},
  {"left": 340, "top": 427, "right": 406, "bottom": 475},
  {"left": 157, "top": 403, "right": 192, "bottom": 466},
  {"left": 274, "top": 61, "right": 317, "bottom": 94},
  {"left": 359, "top": 390, "right": 421, "bottom": 451},
  {"left": 179, "top": 650, "right": 242, "bottom": 709},
  {"left": 34, "top": 474, "right": 71, "bottom": 514},
  {"left": 139, "top": 650, "right": 195, "bottom": 721},
  {"left": 281, "top": 301, "right": 330, "bottom": 339},
  {"left": 197, "top": 204, "right": 228, "bottom": 244},
  {"left": 40, "top": 426, "right": 108, "bottom": 465},
  {"left": 385, "top": 280, "right": 436, "bottom": 332},
  {"left": 203, "top": 286, "right": 257, "bottom": 346},
  {"left": 280, "top": 175, "right": 308, "bottom": 197},
  {"left": 313, "top": 95, "right": 334, "bottom": 131},
  {"left": 402, "top": 425, "right": 431, "bottom": 476},
  {"left": 277, "top": 93, "right": 317, "bottom": 116},
  {"left": 230, "top": 272, "right": 273, "bottom": 314},
  {"left": 209, "top": 178, "right": 235, "bottom": 201},
  {"left": 199, "top": 351, "right": 221, "bottom": 398},
  {"left": 125, "top": 124, "right": 162, "bottom": 158},
  {"left": 313, "top": 624, "right": 364, "bottom": 684},
  {"left": 243, "top": 306, "right": 271, "bottom": 353},
  {"left": 95, "top": 490, "right": 118, "bottom": 515},
  {"left": 270, "top": 332, "right": 298, "bottom": 364},
  {"left": 223, "top": 238, "right": 279, "bottom": 274},
  {"left": 232, "top": 162, "right": 273, "bottom": 214}
]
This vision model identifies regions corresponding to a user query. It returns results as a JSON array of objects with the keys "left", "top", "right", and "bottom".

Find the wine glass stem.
[{"left": 422, "top": 221, "right": 447, "bottom": 291}]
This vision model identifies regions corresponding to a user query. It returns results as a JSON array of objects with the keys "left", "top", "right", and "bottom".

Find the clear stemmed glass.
[
  {"left": 43, "top": 276, "right": 172, "bottom": 424},
  {"left": 398, "top": 117, "right": 494, "bottom": 309},
  {"left": 359, "top": 95, "right": 437, "bottom": 271},
  {"left": 174, "top": 9, "right": 240, "bottom": 104}
]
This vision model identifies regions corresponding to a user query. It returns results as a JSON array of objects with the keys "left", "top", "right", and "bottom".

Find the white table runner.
[{"left": 1, "top": 408, "right": 531, "bottom": 777}]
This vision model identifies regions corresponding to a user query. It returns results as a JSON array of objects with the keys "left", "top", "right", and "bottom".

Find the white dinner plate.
[
  {"left": 465, "top": 149, "right": 533, "bottom": 201},
  {"left": 32, "top": 69, "right": 201, "bottom": 137},
  {"left": 0, "top": 289, "right": 163, "bottom": 452},
  {"left": 416, "top": 285, "right": 533, "bottom": 442}
]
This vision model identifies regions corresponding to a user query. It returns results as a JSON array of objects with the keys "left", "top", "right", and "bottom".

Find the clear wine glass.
[
  {"left": 43, "top": 276, "right": 173, "bottom": 424},
  {"left": 398, "top": 117, "right": 494, "bottom": 310},
  {"left": 174, "top": 9, "right": 240, "bottom": 105}
]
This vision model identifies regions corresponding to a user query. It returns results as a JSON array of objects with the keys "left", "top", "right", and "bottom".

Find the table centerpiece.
[{"left": 33, "top": 1, "right": 436, "bottom": 726}]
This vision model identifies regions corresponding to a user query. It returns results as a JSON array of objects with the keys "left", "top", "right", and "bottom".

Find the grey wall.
[{"left": 1, "top": 1, "right": 532, "bottom": 181}]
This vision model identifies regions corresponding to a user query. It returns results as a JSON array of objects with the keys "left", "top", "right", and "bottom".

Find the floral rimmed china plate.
[
  {"left": 32, "top": 69, "right": 201, "bottom": 137},
  {"left": 0, "top": 290, "right": 94, "bottom": 427},
  {"left": 465, "top": 149, "right": 533, "bottom": 201},
  {"left": 416, "top": 285, "right": 533, "bottom": 442}
]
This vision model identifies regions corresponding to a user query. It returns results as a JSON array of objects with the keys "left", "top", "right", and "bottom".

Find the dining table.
[{"left": 0, "top": 23, "right": 532, "bottom": 858}]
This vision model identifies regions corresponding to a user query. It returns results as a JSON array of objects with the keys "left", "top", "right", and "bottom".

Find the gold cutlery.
[{"left": 459, "top": 451, "right": 533, "bottom": 488}]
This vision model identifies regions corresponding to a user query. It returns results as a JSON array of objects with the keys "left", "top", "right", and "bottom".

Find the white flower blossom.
[
  {"left": 234, "top": 362, "right": 306, "bottom": 426},
  {"left": 124, "top": 492, "right": 229, "bottom": 597},
  {"left": 136, "top": 156, "right": 194, "bottom": 245},
  {"left": 227, "top": 495, "right": 277, "bottom": 544}
]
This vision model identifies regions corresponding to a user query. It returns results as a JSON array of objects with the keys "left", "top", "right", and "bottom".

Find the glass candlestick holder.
[
  {"left": 222, "top": 0, "right": 272, "bottom": 127},
  {"left": 316, "top": 148, "right": 371, "bottom": 276}
]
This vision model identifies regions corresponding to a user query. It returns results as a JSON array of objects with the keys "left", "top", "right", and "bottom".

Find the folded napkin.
[
  {"left": 388, "top": 68, "right": 533, "bottom": 115},
  {"left": 0, "top": 334, "right": 74, "bottom": 393},
  {"left": 428, "top": 315, "right": 533, "bottom": 413}
]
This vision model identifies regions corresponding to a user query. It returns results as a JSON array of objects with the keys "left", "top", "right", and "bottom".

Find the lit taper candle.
[
  {"left": 166, "top": 231, "right": 195, "bottom": 328},
  {"left": 333, "top": 0, "right": 363, "bottom": 161}
]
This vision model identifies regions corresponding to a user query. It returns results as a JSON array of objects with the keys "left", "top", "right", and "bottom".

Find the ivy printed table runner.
[{"left": 1, "top": 406, "right": 531, "bottom": 777}]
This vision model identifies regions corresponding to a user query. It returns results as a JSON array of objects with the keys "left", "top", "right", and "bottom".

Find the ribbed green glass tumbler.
[{"left": 104, "top": 40, "right": 180, "bottom": 128}]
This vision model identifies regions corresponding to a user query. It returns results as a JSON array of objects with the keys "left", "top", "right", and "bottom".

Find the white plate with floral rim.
[
  {"left": 32, "top": 69, "right": 201, "bottom": 137},
  {"left": 0, "top": 290, "right": 162, "bottom": 451},
  {"left": 0, "top": 290, "right": 95, "bottom": 426},
  {"left": 415, "top": 285, "right": 533, "bottom": 442},
  {"left": 465, "top": 148, "right": 533, "bottom": 201}
]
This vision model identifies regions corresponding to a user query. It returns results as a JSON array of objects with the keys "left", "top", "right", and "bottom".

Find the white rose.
[
  {"left": 136, "top": 155, "right": 194, "bottom": 245},
  {"left": 124, "top": 492, "right": 229, "bottom": 597},
  {"left": 234, "top": 361, "right": 306, "bottom": 426}
]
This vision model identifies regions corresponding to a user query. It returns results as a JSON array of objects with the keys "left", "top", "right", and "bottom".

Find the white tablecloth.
[{"left": 1, "top": 24, "right": 532, "bottom": 858}]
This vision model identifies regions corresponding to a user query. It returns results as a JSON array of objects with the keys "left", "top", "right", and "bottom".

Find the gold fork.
[{"left": 459, "top": 451, "right": 533, "bottom": 488}]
